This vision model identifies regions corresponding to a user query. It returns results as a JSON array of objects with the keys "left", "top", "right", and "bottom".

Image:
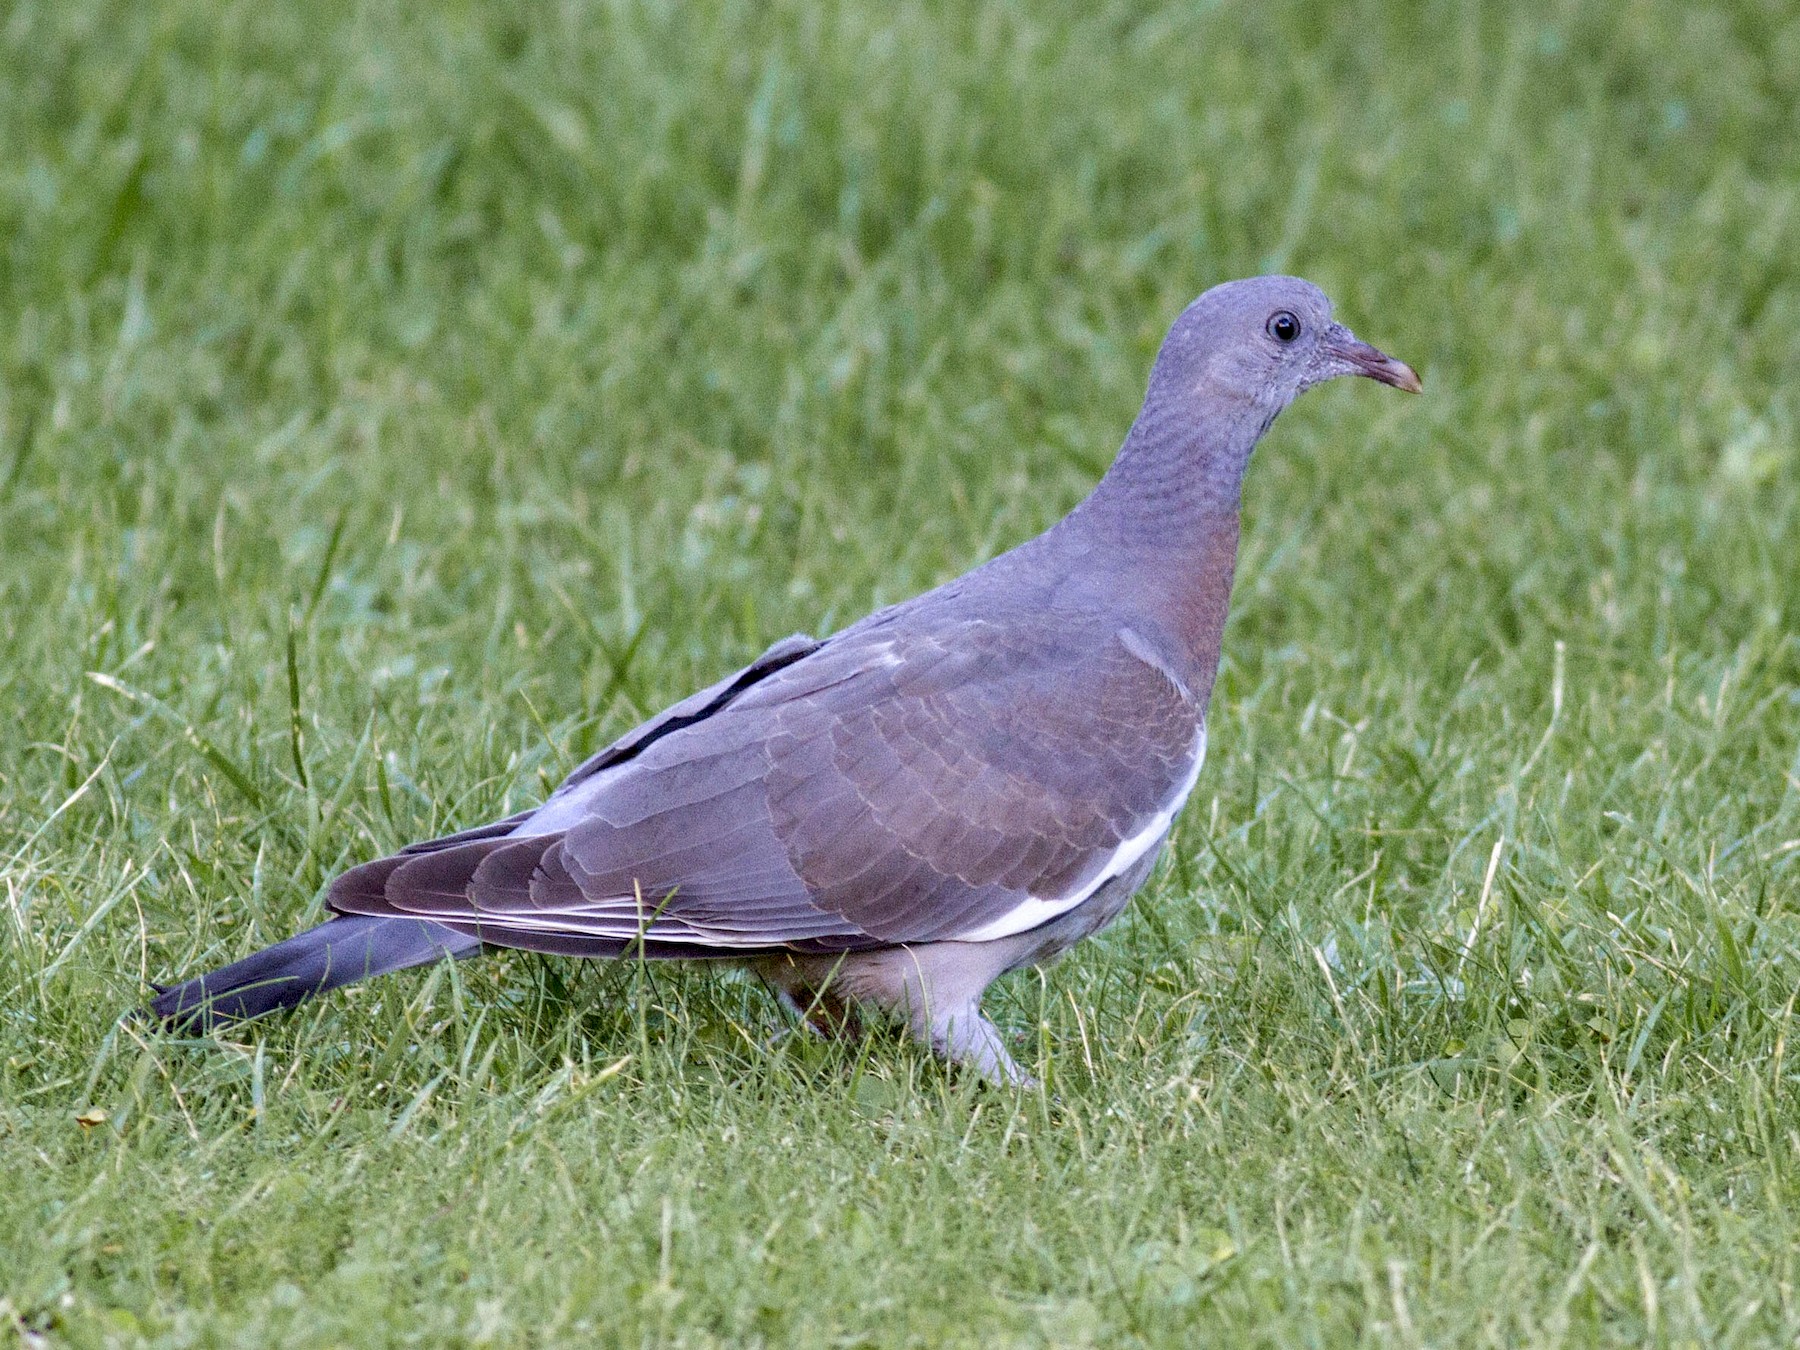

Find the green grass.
[{"left": 2, "top": 0, "right": 1798, "bottom": 1343}]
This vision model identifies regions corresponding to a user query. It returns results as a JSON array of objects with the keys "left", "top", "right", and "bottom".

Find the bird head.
[{"left": 1148, "top": 275, "right": 1422, "bottom": 422}]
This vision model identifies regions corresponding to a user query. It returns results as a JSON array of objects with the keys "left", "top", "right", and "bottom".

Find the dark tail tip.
[{"left": 143, "top": 916, "right": 482, "bottom": 1031}]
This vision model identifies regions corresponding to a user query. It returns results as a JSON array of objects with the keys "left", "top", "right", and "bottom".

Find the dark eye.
[{"left": 1268, "top": 311, "right": 1301, "bottom": 343}]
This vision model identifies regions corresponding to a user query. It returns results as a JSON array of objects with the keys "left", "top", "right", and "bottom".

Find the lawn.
[{"left": 2, "top": 0, "right": 1798, "bottom": 1344}]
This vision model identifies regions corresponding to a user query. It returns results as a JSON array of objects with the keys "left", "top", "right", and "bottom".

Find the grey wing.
[
  {"left": 329, "top": 631, "right": 844, "bottom": 951},
  {"left": 329, "top": 621, "right": 1202, "bottom": 954},
  {"left": 752, "top": 619, "right": 1203, "bottom": 943},
  {"left": 544, "top": 630, "right": 823, "bottom": 797}
]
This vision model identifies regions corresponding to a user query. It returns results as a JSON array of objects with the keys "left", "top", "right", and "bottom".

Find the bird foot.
[
  {"left": 929, "top": 1010, "right": 1036, "bottom": 1088},
  {"left": 775, "top": 987, "right": 865, "bottom": 1042}
]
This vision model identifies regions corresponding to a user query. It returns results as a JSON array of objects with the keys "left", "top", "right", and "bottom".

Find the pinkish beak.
[{"left": 1322, "top": 323, "right": 1423, "bottom": 393}]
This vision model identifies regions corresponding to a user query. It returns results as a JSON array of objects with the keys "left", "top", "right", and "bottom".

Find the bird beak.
[{"left": 1318, "top": 322, "right": 1423, "bottom": 393}]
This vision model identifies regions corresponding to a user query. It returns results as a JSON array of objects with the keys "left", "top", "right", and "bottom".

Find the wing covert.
[{"left": 332, "top": 620, "right": 1202, "bottom": 952}]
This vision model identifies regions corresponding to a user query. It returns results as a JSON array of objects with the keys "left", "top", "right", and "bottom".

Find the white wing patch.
[{"left": 955, "top": 722, "right": 1207, "bottom": 944}]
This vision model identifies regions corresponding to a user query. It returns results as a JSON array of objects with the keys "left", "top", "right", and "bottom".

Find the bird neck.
[
  {"left": 1056, "top": 398, "right": 1271, "bottom": 704},
  {"left": 1088, "top": 393, "right": 1271, "bottom": 520}
]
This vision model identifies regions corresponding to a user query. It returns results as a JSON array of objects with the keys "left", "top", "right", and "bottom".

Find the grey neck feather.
[
  {"left": 1021, "top": 385, "right": 1276, "bottom": 700},
  {"left": 1071, "top": 389, "right": 1273, "bottom": 540}
]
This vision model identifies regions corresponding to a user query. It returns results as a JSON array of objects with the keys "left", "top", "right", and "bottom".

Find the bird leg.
[
  {"left": 916, "top": 1003, "right": 1034, "bottom": 1088},
  {"left": 756, "top": 947, "right": 1033, "bottom": 1085},
  {"left": 773, "top": 986, "right": 865, "bottom": 1042}
]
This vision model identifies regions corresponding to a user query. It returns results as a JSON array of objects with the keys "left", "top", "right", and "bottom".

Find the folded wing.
[{"left": 329, "top": 620, "right": 1201, "bottom": 954}]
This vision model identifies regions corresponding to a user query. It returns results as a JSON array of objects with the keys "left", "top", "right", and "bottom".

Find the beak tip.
[{"left": 1329, "top": 330, "right": 1424, "bottom": 395}]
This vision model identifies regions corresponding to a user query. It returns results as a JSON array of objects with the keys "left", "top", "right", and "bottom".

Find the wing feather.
[{"left": 333, "top": 618, "right": 1203, "bottom": 954}]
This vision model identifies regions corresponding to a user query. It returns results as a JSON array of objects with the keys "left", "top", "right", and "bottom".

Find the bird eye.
[{"left": 1267, "top": 311, "right": 1301, "bottom": 343}]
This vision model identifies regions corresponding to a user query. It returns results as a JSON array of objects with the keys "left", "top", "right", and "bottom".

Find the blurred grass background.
[{"left": 2, "top": 0, "right": 1798, "bottom": 1344}]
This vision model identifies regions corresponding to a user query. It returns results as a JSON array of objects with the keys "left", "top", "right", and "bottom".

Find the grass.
[{"left": 2, "top": 0, "right": 1798, "bottom": 1343}]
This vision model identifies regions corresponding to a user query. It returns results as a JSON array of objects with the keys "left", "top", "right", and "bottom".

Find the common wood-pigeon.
[{"left": 149, "top": 275, "right": 1420, "bottom": 1084}]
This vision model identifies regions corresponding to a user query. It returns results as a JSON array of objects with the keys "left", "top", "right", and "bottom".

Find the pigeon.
[{"left": 148, "top": 275, "right": 1420, "bottom": 1084}]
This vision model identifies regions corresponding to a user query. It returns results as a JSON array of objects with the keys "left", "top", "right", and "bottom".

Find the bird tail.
[{"left": 147, "top": 915, "right": 481, "bottom": 1029}]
